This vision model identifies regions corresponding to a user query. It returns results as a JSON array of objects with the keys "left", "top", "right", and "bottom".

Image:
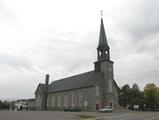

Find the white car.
[{"left": 99, "top": 106, "right": 113, "bottom": 112}]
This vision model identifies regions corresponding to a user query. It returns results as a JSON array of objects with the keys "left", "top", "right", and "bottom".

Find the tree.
[
  {"left": 120, "top": 83, "right": 145, "bottom": 110},
  {"left": 144, "top": 83, "right": 159, "bottom": 110},
  {"left": 0, "top": 101, "right": 9, "bottom": 110},
  {"left": 119, "top": 84, "right": 131, "bottom": 108},
  {"left": 130, "top": 83, "right": 142, "bottom": 101},
  {"left": 120, "top": 83, "right": 159, "bottom": 111},
  {"left": 132, "top": 83, "right": 140, "bottom": 92},
  {"left": 0, "top": 100, "right": 2, "bottom": 108}
]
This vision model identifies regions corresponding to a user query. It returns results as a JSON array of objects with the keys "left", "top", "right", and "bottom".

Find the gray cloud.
[
  {"left": 115, "top": 0, "right": 159, "bottom": 41},
  {"left": 105, "top": 0, "right": 159, "bottom": 88},
  {"left": 0, "top": 54, "right": 32, "bottom": 71}
]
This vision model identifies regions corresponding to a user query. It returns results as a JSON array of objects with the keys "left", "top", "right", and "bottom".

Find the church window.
[
  {"left": 79, "top": 92, "right": 83, "bottom": 106},
  {"left": 47, "top": 96, "right": 50, "bottom": 107},
  {"left": 57, "top": 95, "right": 61, "bottom": 107},
  {"left": 109, "top": 79, "right": 113, "bottom": 92},
  {"left": 51, "top": 96, "right": 55, "bottom": 107},
  {"left": 71, "top": 93, "right": 76, "bottom": 106},
  {"left": 96, "top": 86, "right": 99, "bottom": 96},
  {"left": 84, "top": 101, "right": 88, "bottom": 107},
  {"left": 64, "top": 94, "right": 68, "bottom": 106}
]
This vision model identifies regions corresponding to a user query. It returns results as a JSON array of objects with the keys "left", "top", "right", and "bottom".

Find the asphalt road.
[
  {"left": 0, "top": 111, "right": 158, "bottom": 120},
  {"left": 89, "top": 112, "right": 159, "bottom": 120}
]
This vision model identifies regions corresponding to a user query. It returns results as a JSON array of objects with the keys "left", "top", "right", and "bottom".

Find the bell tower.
[
  {"left": 97, "top": 18, "right": 110, "bottom": 61},
  {"left": 94, "top": 14, "right": 116, "bottom": 109},
  {"left": 94, "top": 16, "right": 112, "bottom": 72}
]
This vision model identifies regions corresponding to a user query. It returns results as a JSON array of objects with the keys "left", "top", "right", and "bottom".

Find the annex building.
[{"left": 35, "top": 17, "right": 119, "bottom": 111}]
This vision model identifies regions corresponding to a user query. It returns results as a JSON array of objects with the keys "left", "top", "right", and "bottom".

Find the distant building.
[
  {"left": 35, "top": 17, "right": 119, "bottom": 111},
  {"left": 15, "top": 98, "right": 35, "bottom": 111},
  {"left": 14, "top": 99, "right": 27, "bottom": 110},
  {"left": 26, "top": 98, "right": 35, "bottom": 110}
]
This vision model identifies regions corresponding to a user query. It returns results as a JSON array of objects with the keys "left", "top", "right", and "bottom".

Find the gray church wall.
[
  {"left": 99, "top": 60, "right": 119, "bottom": 110},
  {"left": 35, "top": 60, "right": 119, "bottom": 111},
  {"left": 35, "top": 88, "right": 46, "bottom": 110},
  {"left": 113, "top": 82, "right": 120, "bottom": 109},
  {"left": 46, "top": 86, "right": 99, "bottom": 111},
  {"left": 100, "top": 60, "right": 115, "bottom": 108}
]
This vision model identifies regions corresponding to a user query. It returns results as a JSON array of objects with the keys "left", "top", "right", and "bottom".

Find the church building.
[{"left": 35, "top": 17, "right": 119, "bottom": 111}]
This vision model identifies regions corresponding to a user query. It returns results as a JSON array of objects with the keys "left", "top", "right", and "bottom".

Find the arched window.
[
  {"left": 51, "top": 96, "right": 55, "bottom": 107},
  {"left": 109, "top": 79, "right": 113, "bottom": 92},
  {"left": 79, "top": 92, "right": 83, "bottom": 106},
  {"left": 96, "top": 86, "right": 99, "bottom": 96},
  {"left": 64, "top": 94, "right": 68, "bottom": 106},
  {"left": 57, "top": 95, "right": 61, "bottom": 107},
  {"left": 71, "top": 93, "right": 76, "bottom": 106}
]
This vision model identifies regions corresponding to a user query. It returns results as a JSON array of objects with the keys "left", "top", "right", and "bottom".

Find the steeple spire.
[{"left": 97, "top": 16, "right": 110, "bottom": 61}]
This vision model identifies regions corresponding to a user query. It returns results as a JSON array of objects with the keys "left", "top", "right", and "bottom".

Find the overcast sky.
[{"left": 0, "top": 0, "right": 159, "bottom": 100}]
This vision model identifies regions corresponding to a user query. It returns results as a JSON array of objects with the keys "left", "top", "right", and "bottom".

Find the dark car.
[
  {"left": 64, "top": 107, "right": 81, "bottom": 112},
  {"left": 64, "top": 107, "right": 70, "bottom": 112},
  {"left": 69, "top": 107, "right": 81, "bottom": 112}
]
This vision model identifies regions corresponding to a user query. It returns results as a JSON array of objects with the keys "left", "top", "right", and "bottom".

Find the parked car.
[
  {"left": 99, "top": 106, "right": 113, "bottom": 112},
  {"left": 69, "top": 107, "right": 81, "bottom": 112},
  {"left": 64, "top": 107, "right": 70, "bottom": 112},
  {"left": 64, "top": 107, "right": 81, "bottom": 112}
]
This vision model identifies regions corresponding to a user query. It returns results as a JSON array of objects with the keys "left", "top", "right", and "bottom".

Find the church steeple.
[{"left": 97, "top": 17, "right": 110, "bottom": 61}]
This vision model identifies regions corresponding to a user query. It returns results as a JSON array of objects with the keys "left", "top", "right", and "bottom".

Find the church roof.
[
  {"left": 48, "top": 71, "right": 101, "bottom": 93},
  {"left": 97, "top": 18, "right": 109, "bottom": 51}
]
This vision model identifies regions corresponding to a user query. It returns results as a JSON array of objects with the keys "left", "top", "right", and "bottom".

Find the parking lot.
[{"left": 0, "top": 111, "right": 159, "bottom": 120}]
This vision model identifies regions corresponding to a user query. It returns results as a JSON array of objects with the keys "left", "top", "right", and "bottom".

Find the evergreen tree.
[{"left": 119, "top": 84, "right": 131, "bottom": 108}]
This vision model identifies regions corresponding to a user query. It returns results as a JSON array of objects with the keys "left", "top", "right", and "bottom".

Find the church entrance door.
[{"left": 95, "top": 103, "right": 100, "bottom": 110}]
